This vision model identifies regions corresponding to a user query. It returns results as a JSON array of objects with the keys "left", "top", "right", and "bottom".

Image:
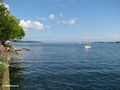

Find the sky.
[{"left": 4, "top": 0, "right": 120, "bottom": 42}]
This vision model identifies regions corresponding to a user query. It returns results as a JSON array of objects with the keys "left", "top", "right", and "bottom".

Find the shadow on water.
[{"left": 9, "top": 59, "right": 24, "bottom": 90}]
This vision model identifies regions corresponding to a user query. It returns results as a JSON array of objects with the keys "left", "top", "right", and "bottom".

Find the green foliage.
[
  {"left": 0, "top": 54, "right": 7, "bottom": 90},
  {"left": 4, "top": 44, "right": 12, "bottom": 49},
  {"left": 0, "top": 0, "right": 25, "bottom": 42},
  {"left": 0, "top": 54, "right": 7, "bottom": 74},
  {"left": 0, "top": 79, "right": 2, "bottom": 90},
  {"left": 0, "top": 79, "right": 2, "bottom": 84},
  {"left": 0, "top": 64, "right": 6, "bottom": 73}
]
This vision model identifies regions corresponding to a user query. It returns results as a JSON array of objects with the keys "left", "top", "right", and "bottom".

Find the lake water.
[{"left": 9, "top": 43, "right": 120, "bottom": 90}]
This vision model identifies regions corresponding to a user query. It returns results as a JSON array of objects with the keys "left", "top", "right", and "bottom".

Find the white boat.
[
  {"left": 85, "top": 44, "right": 91, "bottom": 49},
  {"left": 85, "top": 31, "right": 91, "bottom": 49}
]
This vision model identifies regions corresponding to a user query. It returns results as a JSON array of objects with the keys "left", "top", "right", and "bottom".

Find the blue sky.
[{"left": 4, "top": 0, "right": 120, "bottom": 42}]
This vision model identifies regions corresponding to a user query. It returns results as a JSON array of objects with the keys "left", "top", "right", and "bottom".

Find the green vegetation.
[
  {"left": 4, "top": 44, "right": 12, "bottom": 48},
  {"left": 4, "top": 44, "right": 13, "bottom": 51},
  {"left": 0, "top": 0, "right": 25, "bottom": 89},
  {"left": 17, "top": 41, "right": 43, "bottom": 43},
  {"left": 0, "top": 53, "right": 7, "bottom": 89},
  {"left": 0, "top": 54, "right": 7, "bottom": 73},
  {"left": 0, "top": 0, "right": 25, "bottom": 43}
]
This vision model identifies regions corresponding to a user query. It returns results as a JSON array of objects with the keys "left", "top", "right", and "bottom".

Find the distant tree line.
[
  {"left": 17, "top": 41, "right": 42, "bottom": 43},
  {"left": 0, "top": 0, "right": 25, "bottom": 43}
]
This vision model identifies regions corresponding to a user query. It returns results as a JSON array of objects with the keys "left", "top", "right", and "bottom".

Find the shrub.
[
  {"left": 4, "top": 44, "right": 12, "bottom": 49},
  {"left": 0, "top": 54, "right": 7, "bottom": 90},
  {"left": 0, "top": 54, "right": 7, "bottom": 71}
]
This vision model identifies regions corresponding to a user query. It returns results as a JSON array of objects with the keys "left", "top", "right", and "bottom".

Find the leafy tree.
[{"left": 0, "top": 0, "right": 25, "bottom": 42}]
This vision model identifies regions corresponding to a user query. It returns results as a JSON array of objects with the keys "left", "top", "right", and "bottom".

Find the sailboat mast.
[
  {"left": 84, "top": 31, "right": 91, "bottom": 49},
  {"left": 86, "top": 31, "right": 88, "bottom": 43}
]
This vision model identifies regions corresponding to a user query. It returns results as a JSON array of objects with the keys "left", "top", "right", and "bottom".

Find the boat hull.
[{"left": 85, "top": 45, "right": 91, "bottom": 49}]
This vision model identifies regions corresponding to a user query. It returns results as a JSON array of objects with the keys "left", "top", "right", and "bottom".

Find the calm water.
[{"left": 9, "top": 43, "right": 120, "bottom": 90}]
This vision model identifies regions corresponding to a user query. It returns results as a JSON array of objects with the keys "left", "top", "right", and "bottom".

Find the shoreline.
[
  {"left": 2, "top": 58, "right": 10, "bottom": 90},
  {"left": 0, "top": 44, "right": 20, "bottom": 90}
]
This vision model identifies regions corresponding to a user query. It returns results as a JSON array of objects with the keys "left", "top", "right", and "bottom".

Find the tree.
[{"left": 0, "top": 0, "right": 25, "bottom": 42}]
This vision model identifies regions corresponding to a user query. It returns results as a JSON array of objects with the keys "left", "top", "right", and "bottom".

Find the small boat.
[
  {"left": 85, "top": 44, "right": 91, "bottom": 49},
  {"left": 84, "top": 31, "right": 91, "bottom": 49}
]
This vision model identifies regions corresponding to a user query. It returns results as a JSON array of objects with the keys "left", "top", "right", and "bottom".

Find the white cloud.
[
  {"left": 36, "top": 17, "right": 40, "bottom": 20},
  {"left": 20, "top": 20, "right": 44, "bottom": 30},
  {"left": 46, "top": 25, "right": 51, "bottom": 29},
  {"left": 41, "top": 18, "right": 47, "bottom": 20},
  {"left": 37, "top": 17, "right": 47, "bottom": 20},
  {"left": 72, "top": 0, "right": 76, "bottom": 2},
  {"left": 59, "top": 13, "right": 63, "bottom": 16},
  {"left": 57, "top": 26, "right": 60, "bottom": 28},
  {"left": 85, "top": 35, "right": 120, "bottom": 41},
  {"left": 56, "top": 21, "right": 60, "bottom": 24},
  {"left": 62, "top": 18, "right": 76, "bottom": 25},
  {"left": 111, "top": 35, "right": 120, "bottom": 39},
  {"left": 37, "top": 14, "right": 55, "bottom": 21},
  {"left": 91, "top": 36, "right": 102, "bottom": 39},
  {"left": 49, "top": 14, "right": 55, "bottom": 19}
]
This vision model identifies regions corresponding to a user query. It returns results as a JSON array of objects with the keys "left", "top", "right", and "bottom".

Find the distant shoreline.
[
  {"left": 93, "top": 41, "right": 120, "bottom": 44},
  {"left": 16, "top": 41, "right": 43, "bottom": 43},
  {"left": 14, "top": 41, "right": 120, "bottom": 44}
]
